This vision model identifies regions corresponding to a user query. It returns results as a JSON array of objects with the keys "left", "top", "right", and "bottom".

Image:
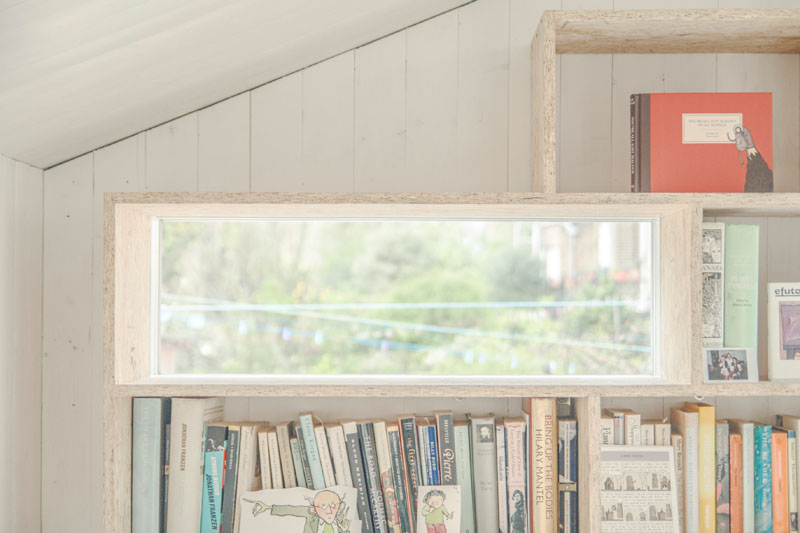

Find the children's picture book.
[
  {"left": 631, "top": 92, "right": 773, "bottom": 192},
  {"left": 768, "top": 283, "right": 800, "bottom": 381},
  {"left": 238, "top": 486, "right": 361, "bottom": 533},
  {"left": 416, "top": 485, "right": 461, "bottom": 533}
]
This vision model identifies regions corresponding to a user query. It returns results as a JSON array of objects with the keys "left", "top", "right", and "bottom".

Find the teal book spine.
[
  {"left": 201, "top": 425, "right": 227, "bottom": 533},
  {"left": 132, "top": 398, "right": 164, "bottom": 533},
  {"left": 723, "top": 224, "right": 760, "bottom": 348},
  {"left": 299, "top": 413, "right": 326, "bottom": 489},
  {"left": 754, "top": 425, "right": 773, "bottom": 533}
]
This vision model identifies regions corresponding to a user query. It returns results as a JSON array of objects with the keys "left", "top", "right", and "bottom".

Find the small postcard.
[{"left": 703, "top": 347, "right": 758, "bottom": 383}]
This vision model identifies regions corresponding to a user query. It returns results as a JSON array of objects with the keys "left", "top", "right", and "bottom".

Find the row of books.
[
  {"left": 132, "top": 397, "right": 579, "bottom": 533},
  {"left": 603, "top": 402, "right": 800, "bottom": 533}
]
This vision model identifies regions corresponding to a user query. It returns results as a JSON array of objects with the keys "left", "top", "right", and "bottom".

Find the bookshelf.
[{"left": 105, "top": 9, "right": 800, "bottom": 533}]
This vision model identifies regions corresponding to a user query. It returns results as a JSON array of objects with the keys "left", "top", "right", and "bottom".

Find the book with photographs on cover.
[
  {"left": 600, "top": 446, "right": 679, "bottom": 533},
  {"left": 769, "top": 283, "right": 800, "bottom": 381}
]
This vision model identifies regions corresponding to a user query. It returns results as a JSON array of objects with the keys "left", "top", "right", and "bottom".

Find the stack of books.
[
  {"left": 131, "top": 397, "right": 580, "bottom": 533},
  {"left": 602, "top": 402, "right": 800, "bottom": 533}
]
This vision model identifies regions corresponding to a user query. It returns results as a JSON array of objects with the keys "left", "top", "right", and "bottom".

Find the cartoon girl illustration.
[{"left": 421, "top": 489, "right": 453, "bottom": 533}]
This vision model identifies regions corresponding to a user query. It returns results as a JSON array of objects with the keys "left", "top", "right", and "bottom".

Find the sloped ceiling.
[{"left": 0, "top": 0, "right": 472, "bottom": 168}]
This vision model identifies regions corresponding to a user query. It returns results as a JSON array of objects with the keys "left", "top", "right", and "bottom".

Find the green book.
[
  {"left": 723, "top": 224, "right": 759, "bottom": 348},
  {"left": 454, "top": 421, "right": 476, "bottom": 533}
]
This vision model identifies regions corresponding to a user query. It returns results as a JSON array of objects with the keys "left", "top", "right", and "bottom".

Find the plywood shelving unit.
[{"left": 105, "top": 9, "right": 800, "bottom": 533}]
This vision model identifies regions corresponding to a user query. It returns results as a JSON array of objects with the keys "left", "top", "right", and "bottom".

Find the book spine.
[
  {"left": 558, "top": 486, "right": 578, "bottom": 533},
  {"left": 233, "top": 425, "right": 261, "bottom": 533},
  {"left": 724, "top": 224, "right": 760, "bottom": 349},
  {"left": 200, "top": 425, "right": 226, "bottom": 533},
  {"left": 314, "top": 424, "right": 336, "bottom": 488},
  {"left": 418, "top": 426, "right": 429, "bottom": 485},
  {"left": 470, "top": 416, "right": 498, "bottom": 533},
  {"left": 387, "top": 424, "right": 413, "bottom": 533},
  {"left": 298, "top": 413, "right": 325, "bottom": 489},
  {"left": 132, "top": 398, "right": 163, "bottom": 533},
  {"left": 267, "top": 430, "right": 283, "bottom": 489},
  {"left": 293, "top": 421, "right": 314, "bottom": 489},
  {"left": 742, "top": 424, "right": 756, "bottom": 533},
  {"left": 702, "top": 222, "right": 725, "bottom": 348},
  {"left": 326, "top": 424, "right": 353, "bottom": 487},
  {"left": 344, "top": 422, "right": 374, "bottom": 533},
  {"left": 275, "top": 424, "right": 297, "bottom": 489},
  {"left": 531, "top": 399, "right": 557, "bottom": 533},
  {"left": 373, "top": 421, "right": 402, "bottom": 533},
  {"left": 655, "top": 422, "right": 671, "bottom": 446},
  {"left": 624, "top": 411, "right": 641, "bottom": 445},
  {"left": 631, "top": 93, "right": 640, "bottom": 192},
  {"left": 358, "top": 422, "right": 388, "bottom": 533},
  {"left": 773, "top": 431, "right": 789, "bottom": 532},
  {"left": 257, "top": 431, "right": 271, "bottom": 489},
  {"left": 730, "top": 433, "right": 743, "bottom": 533},
  {"left": 454, "top": 423, "right": 476, "bottom": 533},
  {"left": 436, "top": 412, "right": 457, "bottom": 485},
  {"left": 608, "top": 411, "right": 624, "bottom": 445},
  {"left": 496, "top": 424, "right": 508, "bottom": 533},
  {"left": 717, "top": 422, "right": 731, "bottom": 533},
  {"left": 398, "top": 416, "right": 421, "bottom": 518},
  {"left": 640, "top": 93, "right": 651, "bottom": 192},
  {"left": 692, "top": 404, "right": 716, "bottom": 533},
  {"left": 558, "top": 419, "right": 577, "bottom": 484},
  {"left": 160, "top": 400, "right": 171, "bottom": 533},
  {"left": 289, "top": 435, "right": 307, "bottom": 488},
  {"left": 789, "top": 432, "right": 798, "bottom": 532},
  {"left": 754, "top": 425, "right": 773, "bottom": 533},
  {"left": 671, "top": 409, "right": 699, "bottom": 533},
  {"left": 599, "top": 416, "right": 613, "bottom": 445},
  {"left": 426, "top": 425, "right": 440, "bottom": 485},
  {"left": 641, "top": 423, "right": 655, "bottom": 445},
  {"left": 672, "top": 433, "right": 685, "bottom": 531},
  {"left": 220, "top": 426, "right": 240, "bottom": 533},
  {"left": 505, "top": 420, "right": 527, "bottom": 533}
]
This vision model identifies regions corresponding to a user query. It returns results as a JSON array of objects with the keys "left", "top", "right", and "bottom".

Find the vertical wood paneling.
[
  {"left": 717, "top": 54, "right": 800, "bottom": 192},
  {"left": 198, "top": 94, "right": 250, "bottom": 192},
  {"left": 354, "top": 31, "right": 407, "bottom": 191},
  {"left": 0, "top": 156, "right": 14, "bottom": 531},
  {"left": 11, "top": 159, "right": 43, "bottom": 533},
  {"left": 145, "top": 113, "right": 198, "bottom": 191},
  {"left": 250, "top": 73, "right": 303, "bottom": 191},
  {"left": 405, "top": 11, "right": 459, "bottom": 191},
  {"left": 456, "top": 0, "right": 510, "bottom": 192},
  {"left": 42, "top": 154, "right": 94, "bottom": 533},
  {"left": 302, "top": 52, "right": 355, "bottom": 191},
  {"left": 508, "top": 0, "right": 560, "bottom": 192}
]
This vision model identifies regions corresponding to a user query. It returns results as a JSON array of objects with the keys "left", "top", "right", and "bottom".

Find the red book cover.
[{"left": 631, "top": 92, "right": 773, "bottom": 192}]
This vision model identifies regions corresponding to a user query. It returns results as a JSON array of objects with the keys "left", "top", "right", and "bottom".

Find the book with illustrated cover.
[
  {"left": 768, "top": 283, "right": 800, "bottom": 381},
  {"left": 631, "top": 92, "right": 773, "bottom": 192},
  {"left": 702, "top": 222, "right": 725, "bottom": 348}
]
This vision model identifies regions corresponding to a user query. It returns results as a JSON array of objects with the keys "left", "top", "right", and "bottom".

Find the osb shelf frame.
[{"left": 531, "top": 9, "right": 800, "bottom": 193}]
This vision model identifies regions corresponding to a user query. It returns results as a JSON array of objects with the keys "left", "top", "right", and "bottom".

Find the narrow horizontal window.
[{"left": 155, "top": 217, "right": 656, "bottom": 378}]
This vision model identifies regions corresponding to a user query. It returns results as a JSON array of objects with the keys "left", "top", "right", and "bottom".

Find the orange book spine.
[
  {"left": 774, "top": 431, "right": 789, "bottom": 532},
  {"left": 730, "top": 433, "right": 743, "bottom": 533}
]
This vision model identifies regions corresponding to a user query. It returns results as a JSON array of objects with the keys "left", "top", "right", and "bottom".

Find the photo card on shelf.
[{"left": 703, "top": 347, "right": 758, "bottom": 383}]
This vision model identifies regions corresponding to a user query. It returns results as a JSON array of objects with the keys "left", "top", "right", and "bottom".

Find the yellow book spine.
[{"left": 687, "top": 403, "right": 716, "bottom": 533}]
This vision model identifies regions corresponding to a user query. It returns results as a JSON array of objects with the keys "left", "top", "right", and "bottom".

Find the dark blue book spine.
[
  {"left": 358, "top": 422, "right": 388, "bottom": 533},
  {"left": 558, "top": 489, "right": 578, "bottom": 533},
  {"left": 388, "top": 427, "right": 413, "bottom": 533},
  {"left": 292, "top": 421, "right": 314, "bottom": 489},
  {"left": 159, "top": 398, "right": 171, "bottom": 533},
  {"left": 220, "top": 426, "right": 240, "bottom": 533},
  {"left": 344, "top": 426, "right": 374, "bottom": 533},
  {"left": 399, "top": 416, "right": 420, "bottom": 517},
  {"left": 426, "top": 425, "right": 440, "bottom": 485}
]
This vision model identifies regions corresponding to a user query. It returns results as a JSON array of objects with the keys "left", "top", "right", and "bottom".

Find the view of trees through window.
[{"left": 158, "top": 218, "right": 654, "bottom": 376}]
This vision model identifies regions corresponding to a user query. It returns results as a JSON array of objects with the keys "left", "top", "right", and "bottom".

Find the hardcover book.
[
  {"left": 524, "top": 398, "right": 557, "bottom": 533},
  {"left": 505, "top": 418, "right": 527, "bottom": 533},
  {"left": 467, "top": 414, "right": 499, "bottom": 533},
  {"left": 724, "top": 225, "right": 760, "bottom": 351},
  {"left": 631, "top": 92, "right": 773, "bottom": 192},
  {"left": 683, "top": 402, "right": 716, "bottom": 533},
  {"left": 671, "top": 407, "right": 700, "bottom": 533}
]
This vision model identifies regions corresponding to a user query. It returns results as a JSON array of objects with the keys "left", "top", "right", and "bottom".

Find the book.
[
  {"left": 630, "top": 92, "right": 773, "bottom": 192},
  {"left": 768, "top": 283, "right": 800, "bottom": 381},
  {"left": 274, "top": 422, "right": 297, "bottom": 489},
  {"left": 161, "top": 406, "right": 172, "bottom": 533},
  {"left": 672, "top": 433, "right": 685, "bottom": 531},
  {"left": 233, "top": 423, "right": 264, "bottom": 533},
  {"left": 424, "top": 420, "right": 440, "bottom": 486},
  {"left": 778, "top": 415, "right": 800, "bottom": 532},
  {"left": 684, "top": 402, "right": 716, "bottom": 533},
  {"left": 641, "top": 421, "right": 655, "bottom": 446},
  {"left": 373, "top": 421, "right": 402, "bottom": 533},
  {"left": 754, "top": 425, "right": 773, "bottom": 533},
  {"left": 342, "top": 420, "right": 375, "bottom": 533},
  {"left": 454, "top": 420, "right": 476, "bottom": 533},
  {"left": 292, "top": 420, "right": 314, "bottom": 489},
  {"left": 298, "top": 412, "right": 325, "bottom": 489},
  {"left": 166, "top": 397, "right": 224, "bottom": 533},
  {"left": 496, "top": 423, "right": 508, "bottom": 533},
  {"left": 505, "top": 418, "right": 527, "bottom": 533},
  {"left": 267, "top": 429, "right": 282, "bottom": 489},
  {"left": 525, "top": 398, "right": 557, "bottom": 533},
  {"left": 313, "top": 421, "right": 336, "bottom": 488},
  {"left": 256, "top": 430, "right": 272, "bottom": 489},
  {"left": 729, "top": 419, "right": 756, "bottom": 533},
  {"left": 599, "top": 415, "right": 614, "bottom": 445},
  {"left": 398, "top": 414, "right": 421, "bottom": 520},
  {"left": 132, "top": 397, "right": 169, "bottom": 533},
  {"left": 386, "top": 422, "right": 413, "bottom": 533},
  {"left": 417, "top": 424, "right": 429, "bottom": 486},
  {"left": 558, "top": 418, "right": 578, "bottom": 484},
  {"left": 358, "top": 420, "right": 389, "bottom": 533},
  {"left": 326, "top": 423, "right": 353, "bottom": 487},
  {"left": 559, "top": 485, "right": 578, "bottom": 533},
  {"left": 602, "top": 408, "right": 626, "bottom": 445},
  {"left": 702, "top": 222, "right": 725, "bottom": 348},
  {"left": 671, "top": 406, "right": 699, "bottom": 533},
  {"left": 220, "top": 424, "right": 240, "bottom": 533},
  {"left": 435, "top": 411, "right": 457, "bottom": 485},
  {"left": 468, "top": 414, "right": 499, "bottom": 533},
  {"left": 773, "top": 427, "right": 790, "bottom": 532},
  {"left": 730, "top": 432, "right": 743, "bottom": 533},
  {"left": 200, "top": 424, "right": 226, "bottom": 533},
  {"left": 288, "top": 422, "right": 307, "bottom": 489},
  {"left": 654, "top": 420, "right": 672, "bottom": 446},
  {"left": 623, "top": 408, "right": 642, "bottom": 446},
  {"left": 716, "top": 420, "right": 731, "bottom": 533},
  {"left": 724, "top": 224, "right": 760, "bottom": 350}
]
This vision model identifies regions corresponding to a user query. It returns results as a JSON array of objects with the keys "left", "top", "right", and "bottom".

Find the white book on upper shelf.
[{"left": 768, "top": 283, "right": 800, "bottom": 381}]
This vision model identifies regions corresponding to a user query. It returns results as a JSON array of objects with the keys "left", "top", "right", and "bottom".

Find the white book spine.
[
  {"left": 641, "top": 424, "right": 655, "bottom": 445},
  {"left": 233, "top": 425, "right": 260, "bottom": 533},
  {"left": 655, "top": 423, "right": 671, "bottom": 446},
  {"left": 257, "top": 431, "right": 272, "bottom": 489},
  {"left": 625, "top": 413, "right": 641, "bottom": 445},
  {"left": 684, "top": 423, "right": 700, "bottom": 533},
  {"left": 418, "top": 426, "right": 429, "bottom": 484},
  {"left": 314, "top": 424, "right": 336, "bottom": 488},
  {"left": 132, "top": 398, "right": 162, "bottom": 533},
  {"left": 672, "top": 434, "right": 684, "bottom": 532},
  {"left": 612, "top": 413, "right": 624, "bottom": 444},
  {"left": 599, "top": 417, "right": 614, "bottom": 445},
  {"left": 267, "top": 431, "right": 283, "bottom": 489},
  {"left": 496, "top": 426, "right": 508, "bottom": 533},
  {"left": 326, "top": 425, "right": 353, "bottom": 487},
  {"left": 789, "top": 435, "right": 798, "bottom": 531},
  {"left": 275, "top": 424, "right": 297, "bottom": 489},
  {"left": 454, "top": 424, "right": 476, "bottom": 533},
  {"left": 470, "top": 417, "right": 499, "bottom": 532},
  {"left": 741, "top": 424, "right": 755, "bottom": 533}
]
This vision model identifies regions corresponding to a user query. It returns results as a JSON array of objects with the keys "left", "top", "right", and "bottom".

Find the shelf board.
[{"left": 111, "top": 381, "right": 800, "bottom": 398}]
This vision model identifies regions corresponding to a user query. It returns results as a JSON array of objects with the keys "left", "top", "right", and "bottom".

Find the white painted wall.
[
  {"left": 38, "top": 0, "right": 800, "bottom": 531},
  {"left": 0, "top": 154, "right": 42, "bottom": 531}
]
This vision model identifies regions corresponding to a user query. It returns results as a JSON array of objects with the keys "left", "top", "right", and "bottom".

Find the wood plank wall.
[
  {"left": 39, "top": 0, "right": 800, "bottom": 531},
  {"left": 0, "top": 154, "right": 43, "bottom": 532}
]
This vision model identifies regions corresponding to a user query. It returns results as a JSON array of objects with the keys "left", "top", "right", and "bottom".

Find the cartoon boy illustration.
[
  {"left": 244, "top": 490, "right": 351, "bottom": 533},
  {"left": 421, "top": 489, "right": 453, "bottom": 533}
]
